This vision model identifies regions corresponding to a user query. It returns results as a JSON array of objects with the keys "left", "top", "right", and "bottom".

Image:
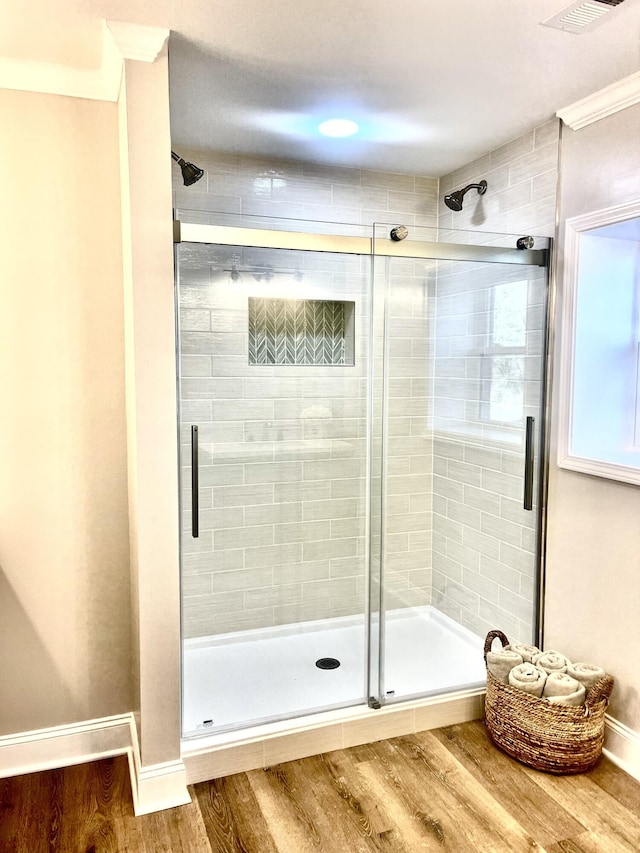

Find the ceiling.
[{"left": 4, "top": 0, "right": 640, "bottom": 175}]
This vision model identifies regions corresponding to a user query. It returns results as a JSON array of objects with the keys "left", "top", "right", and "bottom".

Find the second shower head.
[
  {"left": 444, "top": 179, "right": 487, "bottom": 212},
  {"left": 171, "top": 150, "right": 205, "bottom": 186}
]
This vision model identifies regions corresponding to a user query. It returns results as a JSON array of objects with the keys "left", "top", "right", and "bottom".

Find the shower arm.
[{"left": 459, "top": 182, "right": 487, "bottom": 195}]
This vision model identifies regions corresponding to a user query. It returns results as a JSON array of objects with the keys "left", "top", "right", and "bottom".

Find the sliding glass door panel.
[
  {"left": 371, "top": 224, "right": 549, "bottom": 706},
  {"left": 177, "top": 242, "right": 371, "bottom": 736}
]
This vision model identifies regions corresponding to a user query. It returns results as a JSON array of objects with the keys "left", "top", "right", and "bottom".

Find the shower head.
[
  {"left": 171, "top": 151, "right": 204, "bottom": 186},
  {"left": 444, "top": 179, "right": 487, "bottom": 212}
]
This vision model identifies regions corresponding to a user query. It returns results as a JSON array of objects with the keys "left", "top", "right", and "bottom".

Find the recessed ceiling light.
[{"left": 318, "top": 119, "right": 359, "bottom": 138}]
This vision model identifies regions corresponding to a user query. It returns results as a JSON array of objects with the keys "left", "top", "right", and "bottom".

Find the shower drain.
[{"left": 316, "top": 657, "right": 341, "bottom": 670}]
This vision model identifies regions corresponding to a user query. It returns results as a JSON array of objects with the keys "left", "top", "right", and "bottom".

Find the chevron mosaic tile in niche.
[{"left": 248, "top": 298, "right": 355, "bottom": 366}]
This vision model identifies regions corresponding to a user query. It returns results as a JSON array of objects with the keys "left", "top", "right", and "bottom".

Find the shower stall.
[{"left": 175, "top": 216, "right": 550, "bottom": 739}]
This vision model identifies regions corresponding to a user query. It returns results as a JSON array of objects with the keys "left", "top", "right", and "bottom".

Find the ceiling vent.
[{"left": 542, "top": 0, "right": 626, "bottom": 33}]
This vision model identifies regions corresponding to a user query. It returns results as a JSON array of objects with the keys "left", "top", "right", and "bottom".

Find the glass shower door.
[
  {"left": 176, "top": 219, "right": 550, "bottom": 732},
  {"left": 177, "top": 239, "right": 372, "bottom": 736},
  {"left": 371, "top": 225, "right": 549, "bottom": 705}
]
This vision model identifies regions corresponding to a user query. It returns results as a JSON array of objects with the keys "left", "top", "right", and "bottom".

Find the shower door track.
[
  {"left": 174, "top": 221, "right": 548, "bottom": 266},
  {"left": 181, "top": 687, "right": 486, "bottom": 785}
]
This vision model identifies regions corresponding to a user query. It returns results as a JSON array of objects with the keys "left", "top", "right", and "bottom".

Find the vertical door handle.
[
  {"left": 523, "top": 416, "right": 535, "bottom": 511},
  {"left": 191, "top": 425, "right": 199, "bottom": 537}
]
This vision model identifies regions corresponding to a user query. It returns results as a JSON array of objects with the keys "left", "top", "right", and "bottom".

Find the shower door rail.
[{"left": 175, "top": 221, "right": 547, "bottom": 266}]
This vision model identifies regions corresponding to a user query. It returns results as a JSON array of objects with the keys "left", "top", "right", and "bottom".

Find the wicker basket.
[{"left": 484, "top": 630, "right": 614, "bottom": 774}]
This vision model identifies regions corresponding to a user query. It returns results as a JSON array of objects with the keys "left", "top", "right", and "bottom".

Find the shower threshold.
[{"left": 182, "top": 605, "right": 485, "bottom": 737}]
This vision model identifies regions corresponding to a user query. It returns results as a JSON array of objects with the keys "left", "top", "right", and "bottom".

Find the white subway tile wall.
[
  {"left": 432, "top": 120, "right": 558, "bottom": 644},
  {"left": 174, "top": 122, "right": 558, "bottom": 643},
  {"left": 380, "top": 259, "right": 435, "bottom": 612},
  {"left": 174, "top": 149, "right": 439, "bottom": 230},
  {"left": 439, "top": 119, "right": 559, "bottom": 238},
  {"left": 175, "top": 147, "right": 439, "bottom": 638}
]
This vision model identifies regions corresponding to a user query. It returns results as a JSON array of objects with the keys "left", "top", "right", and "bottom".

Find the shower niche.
[
  {"left": 176, "top": 217, "right": 550, "bottom": 738},
  {"left": 248, "top": 297, "right": 356, "bottom": 366}
]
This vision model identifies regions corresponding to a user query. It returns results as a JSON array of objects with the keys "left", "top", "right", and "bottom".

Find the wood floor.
[{"left": 1, "top": 721, "right": 639, "bottom": 852}]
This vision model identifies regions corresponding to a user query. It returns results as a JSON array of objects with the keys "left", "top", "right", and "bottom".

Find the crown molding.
[
  {"left": 557, "top": 71, "right": 640, "bottom": 130},
  {"left": 106, "top": 21, "right": 170, "bottom": 63},
  {"left": 0, "top": 20, "right": 169, "bottom": 102}
]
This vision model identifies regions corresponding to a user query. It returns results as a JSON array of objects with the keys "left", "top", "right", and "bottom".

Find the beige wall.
[
  {"left": 545, "top": 103, "right": 640, "bottom": 733},
  {"left": 0, "top": 88, "right": 132, "bottom": 735}
]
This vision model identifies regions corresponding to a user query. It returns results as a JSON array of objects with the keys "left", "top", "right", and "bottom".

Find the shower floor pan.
[{"left": 182, "top": 605, "right": 485, "bottom": 736}]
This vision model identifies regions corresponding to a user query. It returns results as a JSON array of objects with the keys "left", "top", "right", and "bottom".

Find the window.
[
  {"left": 481, "top": 280, "right": 528, "bottom": 425},
  {"left": 558, "top": 202, "right": 640, "bottom": 484}
]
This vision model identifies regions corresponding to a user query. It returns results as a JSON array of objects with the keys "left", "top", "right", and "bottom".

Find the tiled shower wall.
[
  {"left": 375, "top": 255, "right": 435, "bottom": 616},
  {"left": 174, "top": 152, "right": 438, "bottom": 638},
  {"left": 174, "top": 120, "right": 559, "bottom": 643},
  {"left": 174, "top": 149, "right": 439, "bottom": 230},
  {"left": 432, "top": 120, "right": 559, "bottom": 644}
]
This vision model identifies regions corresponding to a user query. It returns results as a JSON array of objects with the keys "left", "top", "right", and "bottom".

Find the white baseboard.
[
  {"left": 0, "top": 713, "right": 136, "bottom": 780},
  {"left": 603, "top": 714, "right": 640, "bottom": 783},
  {"left": 128, "top": 743, "right": 192, "bottom": 816},
  {"left": 0, "top": 712, "right": 190, "bottom": 816}
]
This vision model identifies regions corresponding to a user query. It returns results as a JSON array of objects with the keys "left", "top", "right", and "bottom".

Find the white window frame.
[{"left": 558, "top": 199, "right": 640, "bottom": 484}]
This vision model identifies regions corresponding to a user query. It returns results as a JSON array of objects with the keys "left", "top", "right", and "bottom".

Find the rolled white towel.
[
  {"left": 506, "top": 643, "right": 540, "bottom": 664},
  {"left": 543, "top": 671, "right": 586, "bottom": 706},
  {"left": 567, "top": 662, "right": 606, "bottom": 692},
  {"left": 508, "top": 663, "right": 547, "bottom": 697},
  {"left": 533, "top": 650, "right": 572, "bottom": 675},
  {"left": 487, "top": 648, "right": 523, "bottom": 684},
  {"left": 547, "top": 687, "right": 586, "bottom": 707}
]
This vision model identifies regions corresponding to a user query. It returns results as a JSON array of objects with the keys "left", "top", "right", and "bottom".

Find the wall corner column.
[{"left": 115, "top": 28, "right": 189, "bottom": 814}]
